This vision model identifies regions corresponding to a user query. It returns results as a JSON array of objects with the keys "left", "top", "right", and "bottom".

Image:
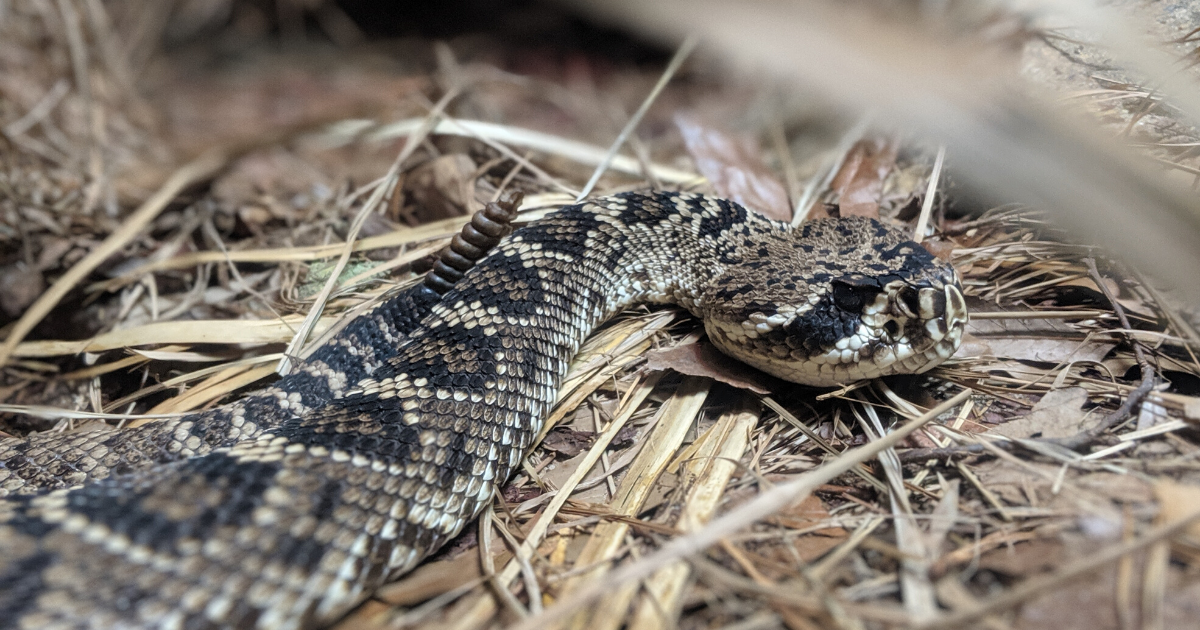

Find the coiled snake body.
[{"left": 0, "top": 192, "right": 967, "bottom": 629}]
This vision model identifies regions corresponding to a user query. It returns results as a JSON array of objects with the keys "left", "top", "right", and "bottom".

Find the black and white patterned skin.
[{"left": 0, "top": 192, "right": 967, "bottom": 630}]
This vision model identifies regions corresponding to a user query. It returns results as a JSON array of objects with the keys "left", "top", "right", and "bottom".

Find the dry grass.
[{"left": 4, "top": 1, "right": 1200, "bottom": 629}]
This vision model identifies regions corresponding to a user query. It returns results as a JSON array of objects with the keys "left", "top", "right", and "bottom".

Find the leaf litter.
[{"left": 3, "top": 3, "right": 1200, "bottom": 630}]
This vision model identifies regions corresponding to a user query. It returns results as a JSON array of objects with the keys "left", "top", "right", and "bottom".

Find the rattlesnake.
[{"left": 0, "top": 191, "right": 967, "bottom": 630}]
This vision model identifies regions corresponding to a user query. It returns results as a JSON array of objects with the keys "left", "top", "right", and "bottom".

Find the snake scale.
[{"left": 0, "top": 191, "right": 967, "bottom": 630}]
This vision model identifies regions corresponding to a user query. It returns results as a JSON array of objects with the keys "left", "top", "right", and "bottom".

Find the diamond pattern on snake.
[{"left": 0, "top": 191, "right": 967, "bottom": 630}]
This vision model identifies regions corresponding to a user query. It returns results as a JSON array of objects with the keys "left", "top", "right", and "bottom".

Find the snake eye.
[{"left": 831, "top": 278, "right": 879, "bottom": 314}]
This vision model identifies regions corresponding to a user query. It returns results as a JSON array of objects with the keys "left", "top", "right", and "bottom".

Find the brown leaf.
[
  {"left": 1075, "top": 472, "right": 1152, "bottom": 504},
  {"left": 34, "top": 237, "right": 73, "bottom": 271},
  {"left": 987, "top": 387, "right": 1094, "bottom": 440},
  {"left": 966, "top": 311, "right": 1116, "bottom": 364},
  {"left": 971, "top": 459, "right": 1056, "bottom": 506},
  {"left": 767, "top": 493, "right": 839, "bottom": 529},
  {"left": 236, "top": 204, "right": 273, "bottom": 229},
  {"left": 539, "top": 449, "right": 612, "bottom": 505},
  {"left": 920, "top": 238, "right": 956, "bottom": 261},
  {"left": 542, "top": 427, "right": 595, "bottom": 458},
  {"left": 765, "top": 494, "right": 848, "bottom": 562},
  {"left": 977, "top": 538, "right": 1064, "bottom": 576},
  {"left": 645, "top": 340, "right": 780, "bottom": 394},
  {"left": 981, "top": 337, "right": 1116, "bottom": 364},
  {"left": 827, "top": 137, "right": 899, "bottom": 218},
  {"left": 400, "top": 154, "right": 478, "bottom": 225},
  {"left": 212, "top": 149, "right": 336, "bottom": 210},
  {"left": 674, "top": 113, "right": 792, "bottom": 221},
  {"left": 1155, "top": 479, "right": 1200, "bottom": 546},
  {"left": 954, "top": 331, "right": 993, "bottom": 359}
]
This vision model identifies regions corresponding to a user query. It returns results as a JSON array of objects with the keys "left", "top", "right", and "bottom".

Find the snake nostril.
[{"left": 884, "top": 320, "right": 900, "bottom": 338}]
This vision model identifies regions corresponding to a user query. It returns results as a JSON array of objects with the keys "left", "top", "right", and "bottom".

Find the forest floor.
[{"left": 3, "top": 2, "right": 1200, "bottom": 629}]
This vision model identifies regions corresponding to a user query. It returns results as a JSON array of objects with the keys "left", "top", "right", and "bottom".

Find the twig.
[
  {"left": 896, "top": 442, "right": 995, "bottom": 464},
  {"left": 277, "top": 88, "right": 459, "bottom": 375},
  {"left": 1048, "top": 258, "right": 1156, "bottom": 450},
  {"left": 792, "top": 116, "right": 871, "bottom": 226},
  {"left": 899, "top": 259, "right": 1158, "bottom": 463},
  {"left": 576, "top": 34, "right": 698, "bottom": 201},
  {"left": 913, "top": 145, "right": 945, "bottom": 243},
  {"left": 0, "top": 149, "right": 230, "bottom": 368},
  {"left": 915, "top": 507, "right": 1200, "bottom": 630},
  {"left": 506, "top": 389, "right": 973, "bottom": 630}
]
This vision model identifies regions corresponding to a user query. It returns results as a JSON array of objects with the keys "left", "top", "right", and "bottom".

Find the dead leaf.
[
  {"left": 542, "top": 428, "right": 595, "bottom": 458},
  {"left": 920, "top": 238, "right": 956, "bottom": 261},
  {"left": 971, "top": 459, "right": 1124, "bottom": 527},
  {"left": 34, "top": 237, "right": 73, "bottom": 271},
  {"left": 983, "top": 337, "right": 1114, "bottom": 364},
  {"left": 540, "top": 449, "right": 613, "bottom": 505},
  {"left": 764, "top": 494, "right": 849, "bottom": 562},
  {"left": 827, "top": 137, "right": 899, "bottom": 219},
  {"left": 236, "top": 204, "right": 273, "bottom": 229},
  {"left": 674, "top": 113, "right": 792, "bottom": 221},
  {"left": 955, "top": 332, "right": 993, "bottom": 359},
  {"left": 212, "top": 148, "right": 335, "bottom": 208},
  {"left": 645, "top": 340, "right": 780, "bottom": 394},
  {"left": 971, "top": 459, "right": 1056, "bottom": 506},
  {"left": 1155, "top": 479, "right": 1200, "bottom": 547},
  {"left": 978, "top": 538, "right": 1065, "bottom": 576},
  {"left": 400, "top": 154, "right": 477, "bottom": 224},
  {"left": 987, "top": 387, "right": 1095, "bottom": 440},
  {"left": 967, "top": 311, "right": 1116, "bottom": 364}
]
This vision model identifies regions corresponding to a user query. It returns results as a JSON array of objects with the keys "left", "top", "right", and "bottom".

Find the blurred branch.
[{"left": 570, "top": 0, "right": 1200, "bottom": 302}]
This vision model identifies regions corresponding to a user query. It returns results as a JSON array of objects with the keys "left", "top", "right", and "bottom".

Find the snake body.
[{"left": 0, "top": 192, "right": 967, "bottom": 630}]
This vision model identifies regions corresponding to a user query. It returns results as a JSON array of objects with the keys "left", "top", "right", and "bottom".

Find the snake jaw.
[
  {"left": 878, "top": 275, "right": 967, "bottom": 363},
  {"left": 706, "top": 267, "right": 968, "bottom": 387}
]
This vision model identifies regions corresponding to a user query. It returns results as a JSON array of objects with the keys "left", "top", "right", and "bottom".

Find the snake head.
[{"left": 701, "top": 217, "right": 968, "bottom": 387}]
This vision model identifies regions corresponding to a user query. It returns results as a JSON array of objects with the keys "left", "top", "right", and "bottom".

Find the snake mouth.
[
  {"left": 869, "top": 280, "right": 967, "bottom": 374},
  {"left": 824, "top": 275, "right": 959, "bottom": 361},
  {"left": 920, "top": 283, "right": 968, "bottom": 362},
  {"left": 802, "top": 281, "right": 966, "bottom": 384}
]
